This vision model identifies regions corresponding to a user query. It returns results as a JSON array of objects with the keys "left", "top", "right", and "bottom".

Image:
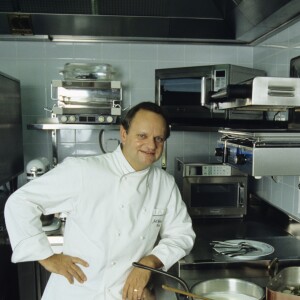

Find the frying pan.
[{"left": 133, "top": 262, "right": 264, "bottom": 300}]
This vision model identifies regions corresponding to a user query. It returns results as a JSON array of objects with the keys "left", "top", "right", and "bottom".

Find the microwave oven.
[
  {"left": 174, "top": 157, "right": 248, "bottom": 218},
  {"left": 155, "top": 64, "right": 266, "bottom": 127}
]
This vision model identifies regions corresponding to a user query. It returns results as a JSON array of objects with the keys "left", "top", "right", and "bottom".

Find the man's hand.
[
  {"left": 38, "top": 253, "right": 89, "bottom": 284},
  {"left": 122, "top": 255, "right": 163, "bottom": 300}
]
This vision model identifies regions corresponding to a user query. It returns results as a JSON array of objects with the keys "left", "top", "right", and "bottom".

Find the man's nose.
[{"left": 147, "top": 137, "right": 156, "bottom": 149}]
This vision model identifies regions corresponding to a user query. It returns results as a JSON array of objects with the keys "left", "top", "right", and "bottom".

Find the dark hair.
[{"left": 121, "top": 101, "right": 170, "bottom": 139}]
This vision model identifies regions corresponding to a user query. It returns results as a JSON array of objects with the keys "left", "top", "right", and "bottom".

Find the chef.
[{"left": 5, "top": 101, "right": 195, "bottom": 300}]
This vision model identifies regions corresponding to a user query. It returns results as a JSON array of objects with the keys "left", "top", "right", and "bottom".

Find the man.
[{"left": 5, "top": 101, "right": 195, "bottom": 300}]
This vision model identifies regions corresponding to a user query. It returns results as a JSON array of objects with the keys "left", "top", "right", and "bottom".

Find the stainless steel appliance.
[
  {"left": 51, "top": 79, "right": 122, "bottom": 124},
  {"left": 26, "top": 157, "right": 61, "bottom": 232},
  {"left": 211, "top": 77, "right": 300, "bottom": 111},
  {"left": 216, "top": 129, "right": 300, "bottom": 177},
  {"left": 174, "top": 157, "right": 248, "bottom": 218},
  {"left": 155, "top": 64, "right": 265, "bottom": 126}
]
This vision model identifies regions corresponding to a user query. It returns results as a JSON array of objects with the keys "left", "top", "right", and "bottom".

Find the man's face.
[{"left": 120, "top": 109, "right": 167, "bottom": 171}]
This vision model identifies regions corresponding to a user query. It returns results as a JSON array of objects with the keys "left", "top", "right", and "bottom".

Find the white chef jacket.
[{"left": 5, "top": 145, "right": 195, "bottom": 300}]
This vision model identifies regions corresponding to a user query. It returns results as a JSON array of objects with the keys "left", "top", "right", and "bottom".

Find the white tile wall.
[{"left": 2, "top": 19, "right": 300, "bottom": 218}]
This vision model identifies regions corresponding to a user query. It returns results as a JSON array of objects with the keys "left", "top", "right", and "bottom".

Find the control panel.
[
  {"left": 225, "top": 141, "right": 253, "bottom": 175},
  {"left": 202, "top": 165, "right": 231, "bottom": 176},
  {"left": 58, "top": 114, "right": 118, "bottom": 124}
]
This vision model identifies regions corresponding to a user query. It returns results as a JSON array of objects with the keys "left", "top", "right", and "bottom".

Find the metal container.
[
  {"left": 59, "top": 63, "right": 115, "bottom": 80},
  {"left": 267, "top": 267, "right": 300, "bottom": 300},
  {"left": 192, "top": 278, "right": 265, "bottom": 300}
]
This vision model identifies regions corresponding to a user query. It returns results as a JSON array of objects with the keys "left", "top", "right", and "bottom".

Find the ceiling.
[{"left": 0, "top": 0, "right": 299, "bottom": 44}]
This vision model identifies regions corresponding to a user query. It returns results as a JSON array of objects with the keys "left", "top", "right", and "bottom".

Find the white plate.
[{"left": 213, "top": 239, "right": 274, "bottom": 260}]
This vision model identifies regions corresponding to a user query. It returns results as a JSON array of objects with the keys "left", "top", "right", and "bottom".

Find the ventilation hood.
[{"left": 0, "top": 0, "right": 300, "bottom": 44}]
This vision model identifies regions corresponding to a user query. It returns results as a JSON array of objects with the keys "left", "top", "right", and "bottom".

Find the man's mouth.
[{"left": 141, "top": 150, "right": 155, "bottom": 156}]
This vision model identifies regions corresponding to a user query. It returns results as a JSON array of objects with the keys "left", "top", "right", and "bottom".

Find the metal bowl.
[{"left": 192, "top": 278, "right": 265, "bottom": 300}]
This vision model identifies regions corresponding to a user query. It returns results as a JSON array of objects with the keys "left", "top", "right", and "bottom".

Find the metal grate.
[
  {"left": 18, "top": 0, "right": 93, "bottom": 14},
  {"left": 0, "top": 0, "right": 15, "bottom": 12},
  {"left": 97, "top": 0, "right": 167, "bottom": 16}
]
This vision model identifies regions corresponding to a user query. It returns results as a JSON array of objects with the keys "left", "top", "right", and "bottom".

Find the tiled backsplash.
[{"left": 0, "top": 20, "right": 300, "bottom": 219}]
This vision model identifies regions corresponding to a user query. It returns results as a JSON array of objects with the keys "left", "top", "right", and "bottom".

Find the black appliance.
[{"left": 0, "top": 71, "right": 24, "bottom": 190}]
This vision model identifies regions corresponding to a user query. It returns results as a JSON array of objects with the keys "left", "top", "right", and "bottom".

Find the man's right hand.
[{"left": 38, "top": 253, "right": 89, "bottom": 284}]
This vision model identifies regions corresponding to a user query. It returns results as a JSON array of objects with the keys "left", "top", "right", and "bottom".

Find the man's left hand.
[{"left": 122, "top": 255, "right": 162, "bottom": 300}]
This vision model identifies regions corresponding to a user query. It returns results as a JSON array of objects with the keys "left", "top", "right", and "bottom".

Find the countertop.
[{"left": 177, "top": 195, "right": 300, "bottom": 293}]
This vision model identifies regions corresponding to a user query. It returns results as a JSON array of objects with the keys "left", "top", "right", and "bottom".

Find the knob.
[
  {"left": 60, "top": 115, "right": 68, "bottom": 123},
  {"left": 234, "top": 154, "right": 247, "bottom": 165},
  {"left": 106, "top": 116, "right": 114, "bottom": 123},
  {"left": 215, "top": 148, "right": 224, "bottom": 157},
  {"left": 68, "top": 115, "right": 76, "bottom": 123},
  {"left": 98, "top": 116, "right": 105, "bottom": 123}
]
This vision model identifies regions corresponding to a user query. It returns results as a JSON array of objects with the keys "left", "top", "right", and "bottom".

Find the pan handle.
[
  {"left": 132, "top": 262, "right": 192, "bottom": 300},
  {"left": 268, "top": 257, "right": 279, "bottom": 278}
]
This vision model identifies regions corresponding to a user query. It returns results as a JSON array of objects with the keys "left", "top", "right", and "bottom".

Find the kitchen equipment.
[
  {"left": 51, "top": 79, "right": 122, "bottom": 124},
  {"left": 216, "top": 129, "right": 300, "bottom": 177},
  {"left": 26, "top": 157, "right": 50, "bottom": 180},
  {"left": 267, "top": 259, "right": 300, "bottom": 300},
  {"left": 155, "top": 64, "right": 265, "bottom": 127},
  {"left": 26, "top": 157, "right": 61, "bottom": 231},
  {"left": 0, "top": 71, "right": 23, "bottom": 189},
  {"left": 133, "top": 262, "right": 264, "bottom": 300},
  {"left": 174, "top": 157, "right": 248, "bottom": 218},
  {"left": 192, "top": 278, "right": 265, "bottom": 300},
  {"left": 211, "top": 77, "right": 300, "bottom": 111},
  {"left": 59, "top": 63, "right": 115, "bottom": 80}
]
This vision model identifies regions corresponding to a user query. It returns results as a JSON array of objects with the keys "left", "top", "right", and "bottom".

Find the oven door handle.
[
  {"left": 238, "top": 184, "right": 245, "bottom": 206},
  {"left": 201, "top": 76, "right": 207, "bottom": 106}
]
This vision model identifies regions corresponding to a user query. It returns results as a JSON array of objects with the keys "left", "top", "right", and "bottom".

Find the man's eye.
[
  {"left": 137, "top": 134, "right": 146, "bottom": 139},
  {"left": 155, "top": 137, "right": 164, "bottom": 143}
]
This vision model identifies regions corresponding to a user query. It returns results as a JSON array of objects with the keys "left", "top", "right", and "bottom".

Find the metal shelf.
[{"left": 27, "top": 123, "right": 120, "bottom": 130}]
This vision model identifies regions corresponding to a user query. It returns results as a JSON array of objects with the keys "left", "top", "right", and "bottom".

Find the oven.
[
  {"left": 174, "top": 158, "right": 248, "bottom": 218},
  {"left": 155, "top": 64, "right": 265, "bottom": 127},
  {"left": 51, "top": 79, "right": 122, "bottom": 124}
]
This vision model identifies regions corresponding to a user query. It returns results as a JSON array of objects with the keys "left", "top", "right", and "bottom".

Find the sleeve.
[
  {"left": 150, "top": 182, "right": 196, "bottom": 271},
  {"left": 4, "top": 157, "right": 82, "bottom": 263}
]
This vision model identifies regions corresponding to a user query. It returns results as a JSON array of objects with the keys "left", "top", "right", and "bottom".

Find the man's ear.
[{"left": 120, "top": 125, "right": 127, "bottom": 144}]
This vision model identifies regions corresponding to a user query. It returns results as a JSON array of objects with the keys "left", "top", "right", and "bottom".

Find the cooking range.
[{"left": 216, "top": 129, "right": 300, "bottom": 177}]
